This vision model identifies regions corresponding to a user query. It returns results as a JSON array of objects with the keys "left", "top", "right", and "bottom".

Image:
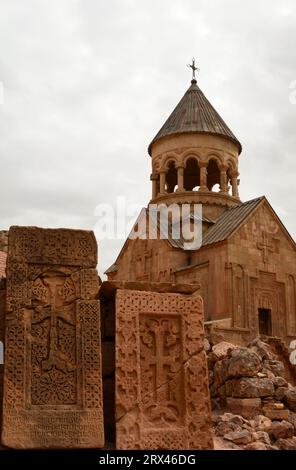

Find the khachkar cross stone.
[
  {"left": 2, "top": 226, "right": 104, "bottom": 449},
  {"left": 116, "top": 289, "right": 213, "bottom": 450}
]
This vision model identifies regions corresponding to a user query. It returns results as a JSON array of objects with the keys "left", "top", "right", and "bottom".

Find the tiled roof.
[
  {"left": 148, "top": 79, "right": 242, "bottom": 155},
  {"left": 104, "top": 263, "right": 118, "bottom": 274},
  {"left": 105, "top": 197, "right": 265, "bottom": 274},
  {"left": 0, "top": 251, "right": 7, "bottom": 278},
  {"left": 202, "top": 197, "right": 264, "bottom": 246},
  {"left": 159, "top": 198, "right": 264, "bottom": 249}
]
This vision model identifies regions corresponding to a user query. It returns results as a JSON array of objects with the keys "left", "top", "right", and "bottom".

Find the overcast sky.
[{"left": 0, "top": 0, "right": 295, "bottom": 278}]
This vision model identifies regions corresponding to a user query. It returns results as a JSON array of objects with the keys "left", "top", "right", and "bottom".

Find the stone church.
[
  {"left": 106, "top": 76, "right": 296, "bottom": 347},
  {"left": 0, "top": 73, "right": 295, "bottom": 451}
]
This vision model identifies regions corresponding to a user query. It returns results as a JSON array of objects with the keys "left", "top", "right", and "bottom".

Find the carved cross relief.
[
  {"left": 2, "top": 226, "right": 104, "bottom": 449},
  {"left": 31, "top": 273, "right": 78, "bottom": 405},
  {"left": 145, "top": 319, "right": 177, "bottom": 397},
  {"left": 257, "top": 230, "right": 276, "bottom": 263},
  {"left": 134, "top": 240, "right": 153, "bottom": 280},
  {"left": 116, "top": 290, "right": 213, "bottom": 450},
  {"left": 140, "top": 317, "right": 182, "bottom": 425}
]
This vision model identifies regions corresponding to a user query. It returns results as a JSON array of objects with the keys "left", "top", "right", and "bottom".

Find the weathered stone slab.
[
  {"left": 115, "top": 289, "right": 213, "bottom": 450},
  {"left": 2, "top": 226, "right": 104, "bottom": 449},
  {"left": 100, "top": 280, "right": 201, "bottom": 299},
  {"left": 7, "top": 226, "right": 97, "bottom": 267},
  {"left": 226, "top": 397, "right": 262, "bottom": 419},
  {"left": 263, "top": 408, "right": 290, "bottom": 421}
]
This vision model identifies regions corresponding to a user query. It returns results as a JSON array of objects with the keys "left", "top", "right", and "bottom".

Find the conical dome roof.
[{"left": 148, "top": 79, "right": 242, "bottom": 155}]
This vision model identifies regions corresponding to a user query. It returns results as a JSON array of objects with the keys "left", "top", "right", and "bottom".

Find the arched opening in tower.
[
  {"left": 227, "top": 167, "right": 233, "bottom": 196},
  {"left": 165, "top": 161, "right": 178, "bottom": 193},
  {"left": 184, "top": 158, "right": 200, "bottom": 191},
  {"left": 207, "top": 158, "right": 220, "bottom": 192}
]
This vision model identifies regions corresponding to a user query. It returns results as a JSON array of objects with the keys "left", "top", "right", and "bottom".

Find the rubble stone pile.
[{"left": 207, "top": 338, "right": 296, "bottom": 450}]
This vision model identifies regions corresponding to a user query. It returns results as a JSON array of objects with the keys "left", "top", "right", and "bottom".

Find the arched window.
[
  {"left": 184, "top": 158, "right": 200, "bottom": 191},
  {"left": 207, "top": 158, "right": 220, "bottom": 191},
  {"left": 165, "top": 161, "right": 178, "bottom": 193}
]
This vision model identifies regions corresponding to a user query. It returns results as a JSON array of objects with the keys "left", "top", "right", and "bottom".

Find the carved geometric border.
[{"left": 7, "top": 226, "right": 97, "bottom": 267}]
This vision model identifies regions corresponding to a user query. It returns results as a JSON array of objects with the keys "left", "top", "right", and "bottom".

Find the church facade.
[{"left": 106, "top": 76, "right": 296, "bottom": 346}]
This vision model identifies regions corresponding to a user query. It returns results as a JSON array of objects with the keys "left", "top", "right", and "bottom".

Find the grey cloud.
[{"left": 0, "top": 0, "right": 295, "bottom": 276}]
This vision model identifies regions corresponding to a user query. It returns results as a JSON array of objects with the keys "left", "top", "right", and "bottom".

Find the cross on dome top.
[{"left": 187, "top": 58, "right": 199, "bottom": 83}]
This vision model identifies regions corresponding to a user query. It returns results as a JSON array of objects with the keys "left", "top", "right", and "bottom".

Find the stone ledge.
[{"left": 100, "top": 280, "right": 201, "bottom": 299}]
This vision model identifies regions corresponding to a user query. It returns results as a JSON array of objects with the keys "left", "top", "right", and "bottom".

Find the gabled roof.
[
  {"left": 148, "top": 79, "right": 242, "bottom": 155},
  {"left": 105, "top": 196, "right": 295, "bottom": 275},
  {"left": 105, "top": 263, "right": 118, "bottom": 274},
  {"left": 202, "top": 197, "right": 264, "bottom": 246},
  {"left": 104, "top": 198, "right": 262, "bottom": 274},
  {"left": 105, "top": 208, "right": 183, "bottom": 274}
]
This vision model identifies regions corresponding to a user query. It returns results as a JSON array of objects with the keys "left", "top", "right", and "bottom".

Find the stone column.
[
  {"left": 219, "top": 166, "right": 228, "bottom": 195},
  {"left": 176, "top": 166, "right": 184, "bottom": 192},
  {"left": 231, "top": 171, "right": 240, "bottom": 199},
  {"left": 199, "top": 162, "right": 208, "bottom": 192},
  {"left": 159, "top": 170, "right": 166, "bottom": 195},
  {"left": 150, "top": 173, "right": 158, "bottom": 199}
]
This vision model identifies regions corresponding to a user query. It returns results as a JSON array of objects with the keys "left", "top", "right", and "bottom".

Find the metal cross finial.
[{"left": 187, "top": 58, "right": 199, "bottom": 80}]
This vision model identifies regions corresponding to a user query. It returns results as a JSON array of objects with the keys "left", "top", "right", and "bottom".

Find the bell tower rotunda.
[{"left": 149, "top": 61, "right": 242, "bottom": 221}]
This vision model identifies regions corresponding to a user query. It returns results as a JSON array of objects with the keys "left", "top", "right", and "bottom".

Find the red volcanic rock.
[
  {"left": 227, "top": 348, "right": 262, "bottom": 378},
  {"left": 226, "top": 377, "right": 274, "bottom": 398},
  {"left": 285, "top": 387, "right": 296, "bottom": 412},
  {"left": 270, "top": 420, "right": 294, "bottom": 440},
  {"left": 226, "top": 398, "right": 262, "bottom": 419}
]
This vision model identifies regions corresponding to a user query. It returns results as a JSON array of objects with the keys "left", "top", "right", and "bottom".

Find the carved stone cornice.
[{"left": 150, "top": 191, "right": 241, "bottom": 208}]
